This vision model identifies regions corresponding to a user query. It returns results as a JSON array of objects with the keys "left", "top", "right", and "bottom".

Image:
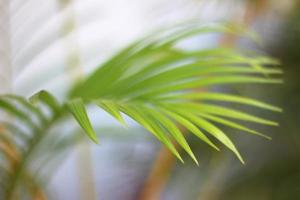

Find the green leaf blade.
[{"left": 66, "top": 99, "right": 99, "bottom": 144}]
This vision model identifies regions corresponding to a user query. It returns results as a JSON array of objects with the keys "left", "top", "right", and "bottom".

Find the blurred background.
[{"left": 0, "top": 0, "right": 300, "bottom": 199}]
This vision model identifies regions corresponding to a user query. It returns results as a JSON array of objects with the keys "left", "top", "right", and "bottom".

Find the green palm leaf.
[
  {"left": 0, "top": 23, "right": 283, "bottom": 199},
  {"left": 65, "top": 23, "right": 282, "bottom": 164},
  {"left": 66, "top": 98, "right": 99, "bottom": 143},
  {"left": 0, "top": 24, "right": 282, "bottom": 182}
]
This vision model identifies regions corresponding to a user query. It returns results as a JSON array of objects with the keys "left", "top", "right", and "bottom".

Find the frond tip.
[{"left": 66, "top": 99, "right": 99, "bottom": 144}]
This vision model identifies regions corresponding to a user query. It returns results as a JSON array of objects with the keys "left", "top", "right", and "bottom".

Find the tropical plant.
[{"left": 0, "top": 23, "right": 282, "bottom": 199}]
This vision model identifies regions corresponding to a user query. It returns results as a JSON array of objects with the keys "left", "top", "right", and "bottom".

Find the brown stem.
[{"left": 137, "top": 146, "right": 177, "bottom": 200}]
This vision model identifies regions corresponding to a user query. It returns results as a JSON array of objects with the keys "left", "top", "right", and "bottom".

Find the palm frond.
[
  {"left": 66, "top": 23, "right": 282, "bottom": 164},
  {"left": 0, "top": 23, "right": 282, "bottom": 198},
  {"left": 0, "top": 91, "right": 70, "bottom": 199}
]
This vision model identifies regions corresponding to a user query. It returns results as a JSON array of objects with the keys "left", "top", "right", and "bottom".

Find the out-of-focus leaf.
[
  {"left": 2, "top": 95, "right": 47, "bottom": 124},
  {"left": 0, "top": 98, "right": 38, "bottom": 130},
  {"left": 29, "top": 90, "right": 61, "bottom": 114}
]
